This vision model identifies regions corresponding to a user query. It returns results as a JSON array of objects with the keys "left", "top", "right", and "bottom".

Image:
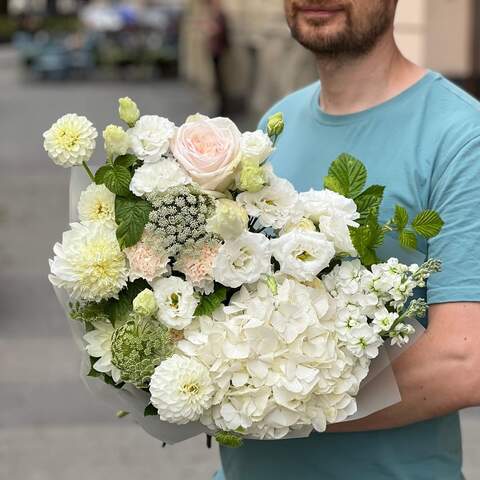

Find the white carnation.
[
  {"left": 150, "top": 354, "right": 215, "bottom": 424},
  {"left": 152, "top": 276, "right": 199, "bottom": 330},
  {"left": 128, "top": 115, "right": 176, "bottom": 163},
  {"left": 78, "top": 183, "right": 115, "bottom": 223},
  {"left": 130, "top": 156, "right": 191, "bottom": 197},
  {"left": 240, "top": 130, "right": 274, "bottom": 163},
  {"left": 213, "top": 232, "right": 271, "bottom": 288},
  {"left": 271, "top": 230, "right": 335, "bottom": 281}
]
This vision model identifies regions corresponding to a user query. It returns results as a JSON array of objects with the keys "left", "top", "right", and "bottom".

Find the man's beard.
[{"left": 287, "top": 3, "right": 393, "bottom": 59}]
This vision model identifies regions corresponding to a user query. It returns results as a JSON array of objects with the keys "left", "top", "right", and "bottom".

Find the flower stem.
[{"left": 82, "top": 161, "right": 95, "bottom": 182}]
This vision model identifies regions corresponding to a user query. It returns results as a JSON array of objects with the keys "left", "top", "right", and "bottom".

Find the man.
[{"left": 215, "top": 1, "right": 480, "bottom": 479}]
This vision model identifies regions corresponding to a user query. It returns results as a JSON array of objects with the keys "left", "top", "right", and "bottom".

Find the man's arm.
[{"left": 328, "top": 302, "right": 480, "bottom": 433}]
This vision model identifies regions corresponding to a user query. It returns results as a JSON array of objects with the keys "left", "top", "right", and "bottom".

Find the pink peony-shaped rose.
[{"left": 171, "top": 114, "right": 242, "bottom": 191}]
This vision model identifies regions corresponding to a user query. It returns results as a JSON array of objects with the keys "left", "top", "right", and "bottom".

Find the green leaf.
[
  {"left": 399, "top": 229, "right": 418, "bottom": 250},
  {"left": 195, "top": 285, "right": 227, "bottom": 317},
  {"left": 349, "top": 215, "right": 385, "bottom": 267},
  {"left": 393, "top": 205, "right": 409, "bottom": 231},
  {"left": 103, "top": 165, "right": 132, "bottom": 196},
  {"left": 94, "top": 165, "right": 112, "bottom": 185},
  {"left": 412, "top": 210, "right": 444, "bottom": 238},
  {"left": 115, "top": 196, "right": 152, "bottom": 249},
  {"left": 144, "top": 404, "right": 158, "bottom": 416},
  {"left": 354, "top": 185, "right": 385, "bottom": 225},
  {"left": 324, "top": 153, "right": 367, "bottom": 198},
  {"left": 115, "top": 154, "right": 138, "bottom": 169},
  {"left": 323, "top": 175, "right": 343, "bottom": 195},
  {"left": 215, "top": 431, "right": 243, "bottom": 448},
  {"left": 105, "top": 279, "right": 150, "bottom": 326},
  {"left": 356, "top": 185, "right": 385, "bottom": 198}
]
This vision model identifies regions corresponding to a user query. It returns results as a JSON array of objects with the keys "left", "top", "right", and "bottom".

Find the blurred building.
[{"left": 180, "top": 0, "right": 479, "bottom": 116}]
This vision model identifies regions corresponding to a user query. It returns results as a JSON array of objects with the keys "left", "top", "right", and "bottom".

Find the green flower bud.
[
  {"left": 103, "top": 124, "right": 130, "bottom": 158},
  {"left": 237, "top": 158, "right": 267, "bottom": 193},
  {"left": 133, "top": 289, "right": 157, "bottom": 317},
  {"left": 266, "top": 112, "right": 285, "bottom": 138},
  {"left": 118, "top": 97, "right": 140, "bottom": 126},
  {"left": 215, "top": 431, "right": 244, "bottom": 448},
  {"left": 265, "top": 275, "right": 278, "bottom": 296}
]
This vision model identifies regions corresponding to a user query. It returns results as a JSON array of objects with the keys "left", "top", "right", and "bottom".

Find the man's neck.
[{"left": 317, "top": 32, "right": 427, "bottom": 115}]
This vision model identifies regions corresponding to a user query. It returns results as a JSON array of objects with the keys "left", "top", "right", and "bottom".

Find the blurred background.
[{"left": 1, "top": 0, "right": 480, "bottom": 478}]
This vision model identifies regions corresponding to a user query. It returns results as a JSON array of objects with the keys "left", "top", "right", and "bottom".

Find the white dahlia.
[
  {"left": 150, "top": 354, "right": 215, "bottom": 424},
  {"left": 129, "top": 156, "right": 191, "bottom": 197},
  {"left": 128, "top": 115, "right": 176, "bottom": 163},
  {"left": 152, "top": 276, "right": 199, "bottom": 330},
  {"left": 49, "top": 222, "right": 128, "bottom": 302},
  {"left": 213, "top": 232, "right": 271, "bottom": 288},
  {"left": 77, "top": 184, "right": 115, "bottom": 223},
  {"left": 43, "top": 113, "right": 98, "bottom": 167},
  {"left": 83, "top": 321, "right": 121, "bottom": 383},
  {"left": 271, "top": 230, "right": 335, "bottom": 281}
]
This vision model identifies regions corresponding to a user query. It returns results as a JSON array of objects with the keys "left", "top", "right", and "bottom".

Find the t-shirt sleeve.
[{"left": 427, "top": 135, "right": 480, "bottom": 304}]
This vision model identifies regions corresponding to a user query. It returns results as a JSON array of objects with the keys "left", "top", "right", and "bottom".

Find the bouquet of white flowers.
[{"left": 46, "top": 98, "right": 444, "bottom": 446}]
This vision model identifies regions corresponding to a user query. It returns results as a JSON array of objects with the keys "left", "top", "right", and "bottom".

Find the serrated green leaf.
[
  {"left": 115, "top": 196, "right": 152, "bottom": 249},
  {"left": 115, "top": 154, "right": 138, "bottom": 169},
  {"left": 94, "top": 165, "right": 112, "bottom": 185},
  {"left": 103, "top": 165, "right": 132, "bottom": 196},
  {"left": 144, "top": 404, "right": 158, "bottom": 416},
  {"left": 105, "top": 279, "right": 150, "bottom": 326},
  {"left": 323, "top": 175, "right": 343, "bottom": 195},
  {"left": 195, "top": 285, "right": 227, "bottom": 317},
  {"left": 412, "top": 210, "right": 444, "bottom": 238},
  {"left": 394, "top": 205, "right": 409, "bottom": 231},
  {"left": 356, "top": 185, "right": 385, "bottom": 198},
  {"left": 399, "top": 229, "right": 418, "bottom": 250},
  {"left": 349, "top": 214, "right": 384, "bottom": 267},
  {"left": 324, "top": 153, "right": 367, "bottom": 198},
  {"left": 215, "top": 431, "right": 243, "bottom": 448}
]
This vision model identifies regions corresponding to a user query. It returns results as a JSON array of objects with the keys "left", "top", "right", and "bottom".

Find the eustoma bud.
[
  {"left": 266, "top": 112, "right": 285, "bottom": 138},
  {"left": 103, "top": 124, "right": 130, "bottom": 158},
  {"left": 118, "top": 97, "right": 140, "bottom": 126}
]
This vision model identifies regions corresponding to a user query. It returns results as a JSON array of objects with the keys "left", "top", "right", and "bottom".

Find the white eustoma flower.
[
  {"left": 49, "top": 222, "right": 128, "bottom": 302},
  {"left": 236, "top": 172, "right": 299, "bottom": 229},
  {"left": 347, "top": 324, "right": 382, "bottom": 359},
  {"left": 77, "top": 183, "right": 115, "bottom": 223},
  {"left": 152, "top": 276, "right": 199, "bottom": 330},
  {"left": 150, "top": 354, "right": 215, "bottom": 424},
  {"left": 271, "top": 230, "right": 335, "bottom": 281},
  {"left": 43, "top": 113, "right": 97, "bottom": 167},
  {"left": 83, "top": 321, "right": 121, "bottom": 383},
  {"left": 128, "top": 115, "right": 176, "bottom": 163},
  {"left": 240, "top": 130, "right": 274, "bottom": 163},
  {"left": 129, "top": 156, "right": 191, "bottom": 197},
  {"left": 213, "top": 232, "right": 271, "bottom": 288}
]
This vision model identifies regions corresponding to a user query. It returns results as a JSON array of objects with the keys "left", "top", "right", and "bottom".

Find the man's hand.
[{"left": 328, "top": 302, "right": 480, "bottom": 433}]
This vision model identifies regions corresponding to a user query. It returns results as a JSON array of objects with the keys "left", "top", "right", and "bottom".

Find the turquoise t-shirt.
[{"left": 215, "top": 71, "right": 480, "bottom": 480}]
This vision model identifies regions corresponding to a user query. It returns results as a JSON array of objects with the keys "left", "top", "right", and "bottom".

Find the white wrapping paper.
[{"left": 52, "top": 167, "right": 426, "bottom": 444}]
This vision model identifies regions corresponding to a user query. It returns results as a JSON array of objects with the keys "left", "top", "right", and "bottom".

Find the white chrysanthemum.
[
  {"left": 83, "top": 321, "right": 121, "bottom": 383},
  {"left": 240, "top": 130, "right": 274, "bottom": 163},
  {"left": 237, "top": 170, "right": 299, "bottom": 229},
  {"left": 150, "top": 354, "right": 215, "bottom": 424},
  {"left": 128, "top": 115, "right": 176, "bottom": 163},
  {"left": 213, "top": 232, "right": 271, "bottom": 288},
  {"left": 130, "top": 156, "right": 191, "bottom": 197},
  {"left": 49, "top": 222, "right": 128, "bottom": 302},
  {"left": 152, "top": 276, "right": 199, "bottom": 330},
  {"left": 43, "top": 113, "right": 98, "bottom": 167},
  {"left": 299, "top": 189, "right": 360, "bottom": 255},
  {"left": 77, "top": 184, "right": 115, "bottom": 223},
  {"left": 271, "top": 230, "right": 335, "bottom": 281}
]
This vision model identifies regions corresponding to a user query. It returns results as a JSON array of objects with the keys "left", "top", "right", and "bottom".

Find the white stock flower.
[
  {"left": 240, "top": 130, "right": 274, "bottom": 163},
  {"left": 372, "top": 307, "right": 399, "bottom": 334},
  {"left": 213, "top": 232, "right": 271, "bottom": 288},
  {"left": 49, "top": 222, "right": 128, "bottom": 302},
  {"left": 43, "top": 113, "right": 97, "bottom": 167},
  {"left": 129, "top": 156, "right": 191, "bottom": 197},
  {"left": 77, "top": 183, "right": 115, "bottom": 223},
  {"left": 152, "top": 276, "right": 199, "bottom": 330},
  {"left": 389, "top": 322, "right": 415, "bottom": 347},
  {"left": 237, "top": 172, "right": 299, "bottom": 229},
  {"left": 128, "top": 115, "right": 176, "bottom": 163},
  {"left": 83, "top": 321, "right": 121, "bottom": 383},
  {"left": 347, "top": 324, "right": 382, "bottom": 359},
  {"left": 150, "top": 354, "right": 215, "bottom": 424},
  {"left": 271, "top": 230, "right": 335, "bottom": 281}
]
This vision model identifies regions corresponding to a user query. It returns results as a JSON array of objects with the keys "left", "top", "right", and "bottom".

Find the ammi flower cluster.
[{"left": 46, "top": 99, "right": 444, "bottom": 445}]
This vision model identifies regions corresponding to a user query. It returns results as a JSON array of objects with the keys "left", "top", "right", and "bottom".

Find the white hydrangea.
[
  {"left": 129, "top": 156, "right": 191, "bottom": 197},
  {"left": 43, "top": 113, "right": 97, "bottom": 167},
  {"left": 77, "top": 183, "right": 115, "bottom": 223},
  {"left": 150, "top": 354, "right": 215, "bottom": 424},
  {"left": 213, "top": 232, "right": 271, "bottom": 288},
  {"left": 240, "top": 130, "right": 274, "bottom": 163},
  {"left": 83, "top": 321, "right": 121, "bottom": 383},
  {"left": 271, "top": 230, "right": 335, "bottom": 282},
  {"left": 152, "top": 276, "right": 199, "bottom": 330},
  {"left": 49, "top": 222, "right": 128, "bottom": 302},
  {"left": 128, "top": 115, "right": 176, "bottom": 163},
  {"left": 237, "top": 170, "right": 299, "bottom": 230}
]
